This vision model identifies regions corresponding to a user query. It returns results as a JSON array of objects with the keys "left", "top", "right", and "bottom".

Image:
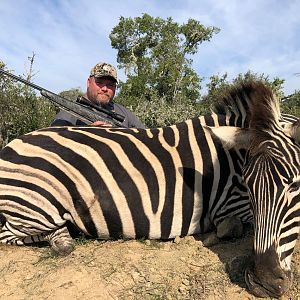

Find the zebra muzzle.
[{"left": 244, "top": 264, "right": 292, "bottom": 298}]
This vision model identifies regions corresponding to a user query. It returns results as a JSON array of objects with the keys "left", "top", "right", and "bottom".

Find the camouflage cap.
[{"left": 90, "top": 62, "right": 118, "bottom": 83}]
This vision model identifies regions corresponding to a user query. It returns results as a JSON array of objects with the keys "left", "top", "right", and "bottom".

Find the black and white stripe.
[
  {"left": 0, "top": 87, "right": 297, "bottom": 244},
  {"left": 0, "top": 81, "right": 299, "bottom": 297},
  {"left": 0, "top": 118, "right": 248, "bottom": 242},
  {"left": 210, "top": 81, "right": 300, "bottom": 298}
]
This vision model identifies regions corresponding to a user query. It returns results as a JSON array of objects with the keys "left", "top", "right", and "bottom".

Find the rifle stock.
[{"left": 0, "top": 68, "right": 125, "bottom": 128}]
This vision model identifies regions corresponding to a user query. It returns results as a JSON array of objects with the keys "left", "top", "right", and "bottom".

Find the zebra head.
[
  {"left": 212, "top": 81, "right": 300, "bottom": 298},
  {"left": 243, "top": 113, "right": 300, "bottom": 298}
]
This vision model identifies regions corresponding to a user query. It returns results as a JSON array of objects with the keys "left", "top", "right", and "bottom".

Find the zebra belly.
[{"left": 71, "top": 190, "right": 204, "bottom": 240}]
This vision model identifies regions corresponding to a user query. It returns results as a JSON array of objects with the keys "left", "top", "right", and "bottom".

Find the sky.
[{"left": 1, "top": 0, "right": 300, "bottom": 97}]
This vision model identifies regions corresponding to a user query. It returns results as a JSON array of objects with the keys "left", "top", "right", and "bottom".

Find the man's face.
[{"left": 87, "top": 76, "right": 117, "bottom": 105}]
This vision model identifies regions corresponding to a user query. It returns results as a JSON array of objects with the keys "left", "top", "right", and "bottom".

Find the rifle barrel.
[
  {"left": 76, "top": 96, "right": 125, "bottom": 123},
  {"left": 0, "top": 68, "right": 125, "bottom": 128},
  {"left": 0, "top": 68, "right": 52, "bottom": 93},
  {"left": 41, "top": 91, "right": 123, "bottom": 127}
]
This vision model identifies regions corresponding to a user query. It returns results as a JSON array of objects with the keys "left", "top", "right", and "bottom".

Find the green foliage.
[
  {"left": 202, "top": 71, "right": 285, "bottom": 106},
  {"left": 111, "top": 13, "right": 220, "bottom": 107},
  {"left": 124, "top": 69, "right": 293, "bottom": 128},
  {"left": 130, "top": 94, "right": 207, "bottom": 128},
  {"left": 199, "top": 71, "right": 300, "bottom": 121},
  {"left": 111, "top": 14, "right": 220, "bottom": 128},
  {"left": 1, "top": 15, "right": 299, "bottom": 147},
  {"left": 0, "top": 60, "right": 56, "bottom": 148},
  {"left": 281, "top": 91, "right": 300, "bottom": 117},
  {"left": 59, "top": 87, "right": 85, "bottom": 102}
]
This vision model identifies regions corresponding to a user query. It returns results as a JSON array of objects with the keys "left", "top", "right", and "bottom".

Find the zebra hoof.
[
  {"left": 216, "top": 216, "right": 243, "bottom": 239},
  {"left": 50, "top": 238, "right": 75, "bottom": 256},
  {"left": 202, "top": 232, "right": 220, "bottom": 247}
]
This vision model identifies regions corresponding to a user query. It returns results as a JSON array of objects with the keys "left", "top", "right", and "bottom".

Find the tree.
[
  {"left": 281, "top": 91, "right": 300, "bottom": 117},
  {"left": 0, "top": 58, "right": 56, "bottom": 148},
  {"left": 202, "top": 70, "right": 288, "bottom": 110},
  {"left": 110, "top": 13, "right": 220, "bottom": 108},
  {"left": 59, "top": 87, "right": 85, "bottom": 102}
]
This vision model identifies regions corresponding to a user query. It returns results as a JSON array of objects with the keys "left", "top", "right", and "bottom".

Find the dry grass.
[{"left": 0, "top": 234, "right": 299, "bottom": 300}]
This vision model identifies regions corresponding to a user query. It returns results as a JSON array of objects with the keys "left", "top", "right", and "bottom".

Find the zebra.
[
  {"left": 0, "top": 80, "right": 299, "bottom": 298},
  {"left": 0, "top": 111, "right": 251, "bottom": 247},
  {"left": 210, "top": 83, "right": 300, "bottom": 298}
]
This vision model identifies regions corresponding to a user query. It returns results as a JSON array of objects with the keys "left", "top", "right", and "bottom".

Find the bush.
[
  {"left": 115, "top": 86, "right": 209, "bottom": 128},
  {"left": 281, "top": 92, "right": 300, "bottom": 118},
  {"left": 0, "top": 63, "right": 56, "bottom": 148}
]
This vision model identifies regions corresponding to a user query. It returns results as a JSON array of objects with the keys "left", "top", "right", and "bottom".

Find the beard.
[{"left": 87, "top": 89, "right": 112, "bottom": 106}]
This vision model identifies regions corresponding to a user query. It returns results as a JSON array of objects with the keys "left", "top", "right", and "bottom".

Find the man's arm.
[
  {"left": 114, "top": 104, "right": 146, "bottom": 129},
  {"left": 51, "top": 105, "right": 145, "bottom": 128},
  {"left": 50, "top": 110, "right": 87, "bottom": 126},
  {"left": 127, "top": 112, "right": 146, "bottom": 128}
]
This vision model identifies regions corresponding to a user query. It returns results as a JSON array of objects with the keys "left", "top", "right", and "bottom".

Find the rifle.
[{"left": 0, "top": 68, "right": 125, "bottom": 127}]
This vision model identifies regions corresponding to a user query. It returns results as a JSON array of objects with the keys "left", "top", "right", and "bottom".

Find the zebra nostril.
[{"left": 275, "top": 268, "right": 288, "bottom": 282}]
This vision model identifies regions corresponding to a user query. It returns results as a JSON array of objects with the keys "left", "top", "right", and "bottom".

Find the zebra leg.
[
  {"left": 216, "top": 216, "right": 243, "bottom": 239},
  {"left": 203, "top": 216, "right": 243, "bottom": 247},
  {"left": 0, "top": 222, "right": 47, "bottom": 246},
  {"left": 43, "top": 226, "right": 75, "bottom": 256},
  {"left": 0, "top": 214, "right": 6, "bottom": 228},
  {"left": 0, "top": 222, "right": 74, "bottom": 256}
]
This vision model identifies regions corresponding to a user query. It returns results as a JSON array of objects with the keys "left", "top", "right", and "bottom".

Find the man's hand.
[{"left": 90, "top": 120, "right": 113, "bottom": 127}]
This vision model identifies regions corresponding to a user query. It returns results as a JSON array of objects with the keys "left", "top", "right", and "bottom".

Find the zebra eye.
[{"left": 289, "top": 180, "right": 300, "bottom": 192}]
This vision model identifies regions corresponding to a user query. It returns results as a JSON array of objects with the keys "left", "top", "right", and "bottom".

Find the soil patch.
[{"left": 0, "top": 233, "right": 299, "bottom": 300}]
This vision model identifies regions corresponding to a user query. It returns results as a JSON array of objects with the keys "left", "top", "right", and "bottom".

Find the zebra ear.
[
  {"left": 283, "top": 120, "right": 300, "bottom": 143},
  {"left": 210, "top": 126, "right": 253, "bottom": 150}
]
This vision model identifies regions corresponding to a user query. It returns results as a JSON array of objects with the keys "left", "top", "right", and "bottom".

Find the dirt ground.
[{"left": 0, "top": 230, "right": 299, "bottom": 300}]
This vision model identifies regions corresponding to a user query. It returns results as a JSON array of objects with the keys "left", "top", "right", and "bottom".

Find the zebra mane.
[{"left": 211, "top": 80, "right": 281, "bottom": 131}]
